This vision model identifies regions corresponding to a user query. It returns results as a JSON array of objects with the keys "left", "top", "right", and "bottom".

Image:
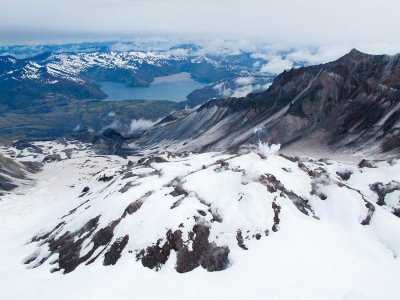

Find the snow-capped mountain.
[
  {"left": 0, "top": 49, "right": 271, "bottom": 110},
  {"left": 0, "top": 55, "right": 106, "bottom": 108},
  {"left": 0, "top": 140, "right": 399, "bottom": 300},
  {"left": 0, "top": 48, "right": 399, "bottom": 300}
]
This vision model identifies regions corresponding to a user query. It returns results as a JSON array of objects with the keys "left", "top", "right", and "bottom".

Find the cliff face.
[{"left": 136, "top": 49, "right": 400, "bottom": 157}]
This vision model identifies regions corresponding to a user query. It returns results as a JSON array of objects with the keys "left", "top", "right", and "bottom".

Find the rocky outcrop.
[
  {"left": 0, "top": 153, "right": 41, "bottom": 194},
  {"left": 137, "top": 225, "right": 230, "bottom": 273},
  {"left": 91, "top": 128, "right": 140, "bottom": 157}
]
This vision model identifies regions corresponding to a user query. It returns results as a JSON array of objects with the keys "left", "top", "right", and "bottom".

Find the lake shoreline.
[{"left": 99, "top": 72, "right": 207, "bottom": 102}]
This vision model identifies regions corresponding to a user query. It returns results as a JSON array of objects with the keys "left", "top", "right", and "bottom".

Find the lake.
[{"left": 99, "top": 72, "right": 206, "bottom": 102}]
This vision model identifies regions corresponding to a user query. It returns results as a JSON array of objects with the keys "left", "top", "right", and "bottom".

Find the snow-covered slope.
[{"left": 1, "top": 140, "right": 399, "bottom": 299}]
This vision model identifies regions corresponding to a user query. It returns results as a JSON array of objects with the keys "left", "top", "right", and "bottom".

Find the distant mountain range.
[
  {"left": 0, "top": 47, "right": 280, "bottom": 141},
  {"left": 0, "top": 49, "right": 273, "bottom": 109}
]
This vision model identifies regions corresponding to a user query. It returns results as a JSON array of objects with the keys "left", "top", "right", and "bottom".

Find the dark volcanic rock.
[
  {"left": 122, "top": 191, "right": 152, "bottom": 217},
  {"left": 137, "top": 229, "right": 184, "bottom": 271},
  {"left": 91, "top": 128, "right": 139, "bottom": 157},
  {"left": 137, "top": 224, "right": 230, "bottom": 273},
  {"left": 272, "top": 201, "right": 281, "bottom": 232},
  {"left": 200, "top": 243, "right": 230, "bottom": 272},
  {"left": 0, "top": 153, "right": 40, "bottom": 193},
  {"left": 46, "top": 216, "right": 100, "bottom": 273},
  {"left": 30, "top": 216, "right": 123, "bottom": 273},
  {"left": 42, "top": 154, "right": 62, "bottom": 163},
  {"left": 13, "top": 140, "right": 43, "bottom": 153},
  {"left": 98, "top": 174, "right": 114, "bottom": 182},
  {"left": 358, "top": 159, "right": 378, "bottom": 168},
  {"left": 236, "top": 229, "right": 248, "bottom": 250},
  {"left": 370, "top": 181, "right": 400, "bottom": 206},
  {"left": 103, "top": 235, "right": 130, "bottom": 266},
  {"left": 137, "top": 156, "right": 168, "bottom": 166},
  {"left": 0, "top": 175, "right": 18, "bottom": 192},
  {"left": 175, "top": 224, "right": 229, "bottom": 273},
  {"left": 336, "top": 170, "right": 353, "bottom": 181},
  {"left": 361, "top": 202, "right": 376, "bottom": 225},
  {"left": 259, "top": 173, "right": 314, "bottom": 216}
]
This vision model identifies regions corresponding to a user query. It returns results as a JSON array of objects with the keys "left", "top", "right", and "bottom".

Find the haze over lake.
[{"left": 99, "top": 72, "right": 206, "bottom": 102}]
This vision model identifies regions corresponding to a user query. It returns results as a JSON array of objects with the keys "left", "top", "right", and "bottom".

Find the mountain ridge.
[{"left": 132, "top": 49, "right": 400, "bottom": 158}]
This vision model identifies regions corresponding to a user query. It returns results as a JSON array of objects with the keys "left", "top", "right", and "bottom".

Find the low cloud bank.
[
  {"left": 129, "top": 118, "right": 159, "bottom": 133},
  {"left": 213, "top": 77, "right": 272, "bottom": 98}
]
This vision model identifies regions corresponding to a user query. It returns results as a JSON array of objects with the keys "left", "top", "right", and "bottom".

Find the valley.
[
  {"left": 2, "top": 0, "right": 400, "bottom": 298},
  {"left": 0, "top": 42, "right": 399, "bottom": 300},
  {"left": 0, "top": 45, "right": 276, "bottom": 142}
]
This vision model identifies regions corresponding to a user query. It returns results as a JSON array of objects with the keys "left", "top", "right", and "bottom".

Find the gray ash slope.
[
  {"left": 0, "top": 152, "right": 40, "bottom": 194},
  {"left": 134, "top": 49, "right": 400, "bottom": 157}
]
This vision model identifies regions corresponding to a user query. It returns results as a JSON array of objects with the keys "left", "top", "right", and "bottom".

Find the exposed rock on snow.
[
  {"left": 0, "top": 153, "right": 41, "bottom": 194},
  {"left": 17, "top": 142, "right": 400, "bottom": 278},
  {"left": 370, "top": 181, "right": 400, "bottom": 206},
  {"left": 0, "top": 139, "right": 91, "bottom": 194},
  {"left": 0, "top": 139, "right": 400, "bottom": 299}
]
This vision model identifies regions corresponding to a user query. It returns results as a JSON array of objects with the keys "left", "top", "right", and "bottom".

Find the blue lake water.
[{"left": 99, "top": 72, "right": 206, "bottom": 102}]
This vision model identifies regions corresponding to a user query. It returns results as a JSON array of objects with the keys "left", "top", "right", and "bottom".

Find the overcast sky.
[{"left": 1, "top": 0, "right": 400, "bottom": 53}]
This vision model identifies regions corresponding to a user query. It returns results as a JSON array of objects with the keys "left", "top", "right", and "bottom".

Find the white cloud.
[
  {"left": 102, "top": 120, "right": 122, "bottom": 131},
  {"left": 251, "top": 53, "right": 273, "bottom": 61},
  {"left": 235, "top": 77, "right": 254, "bottom": 85},
  {"left": 110, "top": 42, "right": 137, "bottom": 52},
  {"left": 1, "top": 0, "right": 399, "bottom": 53},
  {"left": 231, "top": 86, "right": 257, "bottom": 98},
  {"left": 167, "top": 48, "right": 190, "bottom": 57},
  {"left": 257, "top": 142, "right": 281, "bottom": 157},
  {"left": 129, "top": 118, "right": 158, "bottom": 133},
  {"left": 213, "top": 82, "right": 232, "bottom": 98},
  {"left": 197, "top": 39, "right": 258, "bottom": 56},
  {"left": 262, "top": 83, "right": 272, "bottom": 90},
  {"left": 213, "top": 77, "right": 270, "bottom": 98},
  {"left": 260, "top": 57, "right": 293, "bottom": 74},
  {"left": 285, "top": 46, "right": 352, "bottom": 65}
]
